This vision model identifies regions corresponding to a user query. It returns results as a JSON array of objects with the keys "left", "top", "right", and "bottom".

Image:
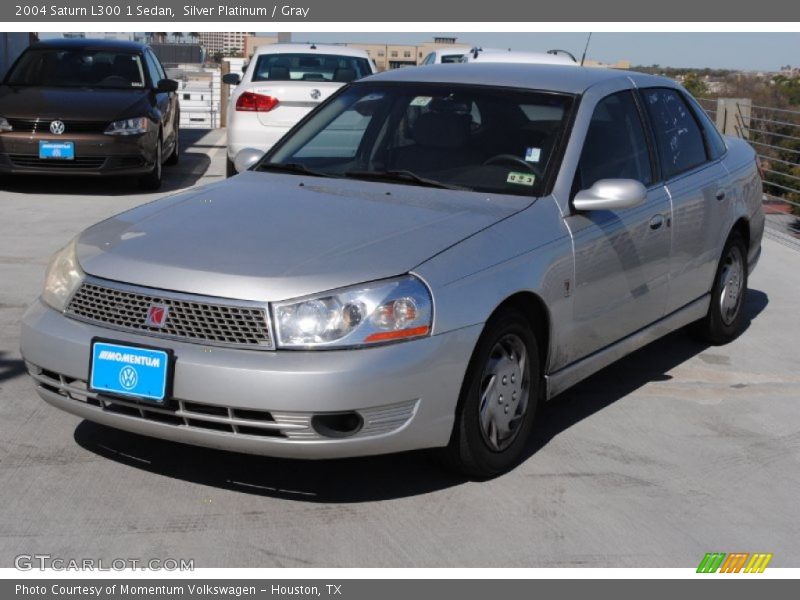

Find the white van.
[
  {"left": 459, "top": 47, "right": 578, "bottom": 65},
  {"left": 419, "top": 47, "right": 472, "bottom": 65}
]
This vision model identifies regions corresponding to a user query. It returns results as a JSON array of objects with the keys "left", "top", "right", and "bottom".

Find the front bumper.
[
  {"left": 21, "top": 299, "right": 481, "bottom": 459},
  {"left": 0, "top": 131, "right": 156, "bottom": 176}
]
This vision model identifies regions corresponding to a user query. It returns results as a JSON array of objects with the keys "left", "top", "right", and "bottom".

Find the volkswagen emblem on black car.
[{"left": 49, "top": 120, "right": 65, "bottom": 135}]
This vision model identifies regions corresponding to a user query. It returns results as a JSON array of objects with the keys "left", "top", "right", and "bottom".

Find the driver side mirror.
[
  {"left": 222, "top": 73, "right": 241, "bottom": 86},
  {"left": 573, "top": 179, "right": 646, "bottom": 212},
  {"left": 156, "top": 79, "right": 179, "bottom": 93}
]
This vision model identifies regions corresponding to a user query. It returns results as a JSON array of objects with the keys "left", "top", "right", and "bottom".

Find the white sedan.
[{"left": 223, "top": 43, "right": 375, "bottom": 176}]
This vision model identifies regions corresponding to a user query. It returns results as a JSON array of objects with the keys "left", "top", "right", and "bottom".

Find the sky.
[{"left": 267, "top": 32, "right": 800, "bottom": 71}]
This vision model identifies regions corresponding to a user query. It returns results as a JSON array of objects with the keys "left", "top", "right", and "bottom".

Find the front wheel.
[
  {"left": 692, "top": 231, "right": 748, "bottom": 345},
  {"left": 438, "top": 309, "right": 540, "bottom": 479},
  {"left": 138, "top": 136, "right": 163, "bottom": 191},
  {"left": 164, "top": 127, "right": 180, "bottom": 166}
]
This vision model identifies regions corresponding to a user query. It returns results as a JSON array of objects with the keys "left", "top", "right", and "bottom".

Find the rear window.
[
  {"left": 251, "top": 53, "right": 372, "bottom": 83},
  {"left": 6, "top": 48, "right": 146, "bottom": 89}
]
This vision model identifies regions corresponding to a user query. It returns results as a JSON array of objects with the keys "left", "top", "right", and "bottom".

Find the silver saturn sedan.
[{"left": 21, "top": 64, "right": 764, "bottom": 478}]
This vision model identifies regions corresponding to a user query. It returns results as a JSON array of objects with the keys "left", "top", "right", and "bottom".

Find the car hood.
[
  {"left": 0, "top": 86, "right": 149, "bottom": 121},
  {"left": 77, "top": 172, "right": 532, "bottom": 301}
]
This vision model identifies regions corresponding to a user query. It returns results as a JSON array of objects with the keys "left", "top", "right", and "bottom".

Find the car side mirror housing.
[
  {"left": 233, "top": 148, "right": 265, "bottom": 174},
  {"left": 573, "top": 179, "right": 647, "bottom": 211},
  {"left": 222, "top": 73, "right": 241, "bottom": 86},
  {"left": 156, "top": 79, "right": 179, "bottom": 93}
]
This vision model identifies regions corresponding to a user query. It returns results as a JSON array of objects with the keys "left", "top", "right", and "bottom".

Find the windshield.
[
  {"left": 252, "top": 53, "right": 372, "bottom": 83},
  {"left": 264, "top": 83, "right": 574, "bottom": 197},
  {"left": 5, "top": 48, "right": 147, "bottom": 89}
]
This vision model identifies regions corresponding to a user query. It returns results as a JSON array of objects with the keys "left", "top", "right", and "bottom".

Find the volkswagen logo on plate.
[
  {"left": 49, "top": 120, "right": 65, "bottom": 135},
  {"left": 310, "top": 89, "right": 321, "bottom": 100},
  {"left": 119, "top": 365, "right": 138, "bottom": 390}
]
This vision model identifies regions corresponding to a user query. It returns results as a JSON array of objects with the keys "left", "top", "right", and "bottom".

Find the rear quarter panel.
[{"left": 722, "top": 136, "right": 765, "bottom": 269}]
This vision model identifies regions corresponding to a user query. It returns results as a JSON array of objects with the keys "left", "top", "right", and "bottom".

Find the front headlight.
[
  {"left": 104, "top": 117, "right": 149, "bottom": 136},
  {"left": 0, "top": 117, "right": 12, "bottom": 132},
  {"left": 42, "top": 237, "right": 85, "bottom": 311},
  {"left": 274, "top": 275, "right": 433, "bottom": 349}
]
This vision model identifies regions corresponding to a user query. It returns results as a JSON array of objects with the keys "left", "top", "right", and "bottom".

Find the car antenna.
[{"left": 580, "top": 32, "right": 592, "bottom": 66}]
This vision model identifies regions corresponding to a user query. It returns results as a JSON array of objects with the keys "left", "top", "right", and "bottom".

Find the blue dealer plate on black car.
[
  {"left": 89, "top": 341, "right": 171, "bottom": 402},
  {"left": 39, "top": 141, "right": 74, "bottom": 160}
]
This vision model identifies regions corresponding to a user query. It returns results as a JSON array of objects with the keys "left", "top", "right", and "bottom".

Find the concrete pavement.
[{"left": 0, "top": 130, "right": 798, "bottom": 567}]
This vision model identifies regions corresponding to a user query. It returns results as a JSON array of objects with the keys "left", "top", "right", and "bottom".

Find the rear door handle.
[
  {"left": 716, "top": 189, "right": 726, "bottom": 201},
  {"left": 649, "top": 214, "right": 665, "bottom": 230}
]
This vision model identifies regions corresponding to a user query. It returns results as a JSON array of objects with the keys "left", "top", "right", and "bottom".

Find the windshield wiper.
[
  {"left": 343, "top": 169, "right": 467, "bottom": 190},
  {"left": 256, "top": 162, "right": 337, "bottom": 178}
]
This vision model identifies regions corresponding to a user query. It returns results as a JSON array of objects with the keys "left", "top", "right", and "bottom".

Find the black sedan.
[{"left": 0, "top": 38, "right": 180, "bottom": 190}]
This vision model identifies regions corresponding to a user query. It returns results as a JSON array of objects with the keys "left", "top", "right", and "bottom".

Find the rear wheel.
[
  {"left": 692, "top": 231, "right": 748, "bottom": 344},
  {"left": 439, "top": 309, "right": 540, "bottom": 479},
  {"left": 138, "top": 135, "right": 163, "bottom": 191}
]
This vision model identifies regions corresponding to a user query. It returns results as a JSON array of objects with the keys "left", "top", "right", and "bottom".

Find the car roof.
[
  {"left": 363, "top": 63, "right": 675, "bottom": 95},
  {"left": 252, "top": 43, "right": 371, "bottom": 59},
  {"left": 28, "top": 38, "right": 148, "bottom": 53}
]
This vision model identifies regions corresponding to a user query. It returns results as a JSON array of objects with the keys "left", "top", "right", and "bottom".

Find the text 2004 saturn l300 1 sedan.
[{"left": 21, "top": 64, "right": 764, "bottom": 478}]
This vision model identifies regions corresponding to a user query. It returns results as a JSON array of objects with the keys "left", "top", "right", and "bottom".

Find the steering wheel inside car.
[{"left": 482, "top": 154, "right": 536, "bottom": 172}]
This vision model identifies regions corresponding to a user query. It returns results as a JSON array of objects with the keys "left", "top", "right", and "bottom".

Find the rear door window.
[{"left": 642, "top": 88, "right": 709, "bottom": 179}]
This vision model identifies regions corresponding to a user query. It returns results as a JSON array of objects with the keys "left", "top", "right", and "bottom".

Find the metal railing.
[{"left": 698, "top": 97, "right": 800, "bottom": 214}]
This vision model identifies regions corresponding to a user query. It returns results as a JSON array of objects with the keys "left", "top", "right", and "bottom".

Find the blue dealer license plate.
[
  {"left": 89, "top": 341, "right": 170, "bottom": 402},
  {"left": 39, "top": 141, "right": 74, "bottom": 160}
]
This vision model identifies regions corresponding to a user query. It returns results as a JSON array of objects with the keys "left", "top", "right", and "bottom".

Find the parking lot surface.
[{"left": 1, "top": 129, "right": 798, "bottom": 567}]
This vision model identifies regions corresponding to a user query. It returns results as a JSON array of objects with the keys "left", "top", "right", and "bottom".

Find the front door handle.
[{"left": 649, "top": 214, "right": 665, "bottom": 230}]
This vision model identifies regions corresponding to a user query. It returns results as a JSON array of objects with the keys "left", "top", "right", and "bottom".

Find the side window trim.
[{"left": 631, "top": 88, "right": 663, "bottom": 186}]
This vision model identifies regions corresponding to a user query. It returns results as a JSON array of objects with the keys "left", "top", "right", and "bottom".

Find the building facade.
[{"left": 197, "top": 32, "right": 254, "bottom": 56}]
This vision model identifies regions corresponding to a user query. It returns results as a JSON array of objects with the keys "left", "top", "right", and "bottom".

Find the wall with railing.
[{"left": 698, "top": 97, "right": 800, "bottom": 219}]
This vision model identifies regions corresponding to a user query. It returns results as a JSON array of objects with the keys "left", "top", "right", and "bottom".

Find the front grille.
[
  {"left": 6, "top": 118, "right": 108, "bottom": 133},
  {"left": 8, "top": 154, "right": 106, "bottom": 169},
  {"left": 66, "top": 279, "right": 274, "bottom": 350},
  {"left": 26, "top": 363, "right": 419, "bottom": 441}
]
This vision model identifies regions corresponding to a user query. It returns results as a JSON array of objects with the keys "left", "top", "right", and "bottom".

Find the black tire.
[
  {"left": 226, "top": 157, "right": 237, "bottom": 178},
  {"left": 438, "top": 309, "right": 541, "bottom": 480},
  {"left": 164, "top": 127, "right": 179, "bottom": 166},
  {"left": 138, "top": 135, "right": 163, "bottom": 191},
  {"left": 692, "top": 231, "right": 748, "bottom": 345}
]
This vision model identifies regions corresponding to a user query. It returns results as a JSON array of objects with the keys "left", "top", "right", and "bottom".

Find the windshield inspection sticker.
[
  {"left": 410, "top": 96, "right": 433, "bottom": 107},
  {"left": 525, "top": 147, "right": 542, "bottom": 163},
  {"left": 507, "top": 172, "right": 535, "bottom": 186}
]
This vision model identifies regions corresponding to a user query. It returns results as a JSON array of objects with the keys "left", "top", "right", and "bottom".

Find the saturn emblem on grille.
[
  {"left": 49, "top": 120, "right": 65, "bottom": 135},
  {"left": 145, "top": 303, "right": 169, "bottom": 328}
]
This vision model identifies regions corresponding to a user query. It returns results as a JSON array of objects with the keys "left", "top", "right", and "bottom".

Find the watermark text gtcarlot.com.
[{"left": 14, "top": 554, "right": 194, "bottom": 571}]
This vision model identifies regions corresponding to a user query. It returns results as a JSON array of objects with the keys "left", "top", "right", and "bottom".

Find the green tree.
[{"left": 682, "top": 72, "right": 708, "bottom": 98}]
